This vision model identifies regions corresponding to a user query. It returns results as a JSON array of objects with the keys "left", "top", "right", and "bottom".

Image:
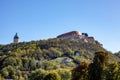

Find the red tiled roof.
[{"left": 57, "top": 31, "right": 81, "bottom": 38}]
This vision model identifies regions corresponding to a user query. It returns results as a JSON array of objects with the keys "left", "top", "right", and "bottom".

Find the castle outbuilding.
[{"left": 57, "top": 31, "right": 95, "bottom": 43}]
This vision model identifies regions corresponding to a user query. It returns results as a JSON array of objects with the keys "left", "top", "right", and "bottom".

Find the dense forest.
[{"left": 0, "top": 38, "right": 120, "bottom": 80}]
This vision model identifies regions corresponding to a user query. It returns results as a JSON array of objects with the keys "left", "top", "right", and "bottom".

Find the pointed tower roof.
[{"left": 14, "top": 33, "right": 19, "bottom": 39}]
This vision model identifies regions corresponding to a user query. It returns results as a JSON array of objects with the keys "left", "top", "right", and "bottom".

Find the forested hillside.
[{"left": 0, "top": 38, "right": 120, "bottom": 80}]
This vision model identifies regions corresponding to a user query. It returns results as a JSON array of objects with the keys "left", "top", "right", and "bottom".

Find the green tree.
[
  {"left": 18, "top": 76, "right": 24, "bottom": 80},
  {"left": 49, "top": 47, "right": 62, "bottom": 58},
  {"left": 23, "top": 74, "right": 28, "bottom": 80},
  {"left": 44, "top": 71, "right": 61, "bottom": 80},
  {"left": 29, "top": 57, "right": 36, "bottom": 70},
  {"left": 22, "top": 57, "right": 29, "bottom": 70},
  {"left": 3, "top": 56, "right": 22, "bottom": 67},
  {"left": 56, "top": 69, "right": 71, "bottom": 80},
  {"left": 64, "top": 47, "right": 74, "bottom": 56},
  {"left": 34, "top": 47, "right": 43, "bottom": 60},
  {"left": 88, "top": 51, "right": 109, "bottom": 80},
  {"left": 16, "top": 57, "right": 22, "bottom": 67},
  {"left": 0, "top": 69, "right": 9, "bottom": 78},
  {"left": 105, "top": 62, "right": 120, "bottom": 80},
  {"left": 41, "top": 61, "right": 58, "bottom": 70},
  {"left": 1, "top": 65, "right": 16, "bottom": 79},
  {"left": 3, "top": 57, "right": 17, "bottom": 67},
  {"left": 29, "top": 69, "right": 46, "bottom": 80}
]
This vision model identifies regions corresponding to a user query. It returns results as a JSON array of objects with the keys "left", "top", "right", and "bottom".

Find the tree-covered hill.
[
  {"left": 0, "top": 38, "right": 104, "bottom": 60},
  {"left": 0, "top": 38, "right": 119, "bottom": 63},
  {"left": 0, "top": 38, "right": 120, "bottom": 79}
]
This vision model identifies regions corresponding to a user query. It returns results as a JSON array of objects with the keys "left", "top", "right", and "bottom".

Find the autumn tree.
[
  {"left": 72, "top": 62, "right": 89, "bottom": 80},
  {"left": 0, "top": 74, "right": 4, "bottom": 80}
]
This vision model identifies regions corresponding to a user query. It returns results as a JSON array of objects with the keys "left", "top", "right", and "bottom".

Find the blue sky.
[{"left": 0, "top": 0, "right": 120, "bottom": 53}]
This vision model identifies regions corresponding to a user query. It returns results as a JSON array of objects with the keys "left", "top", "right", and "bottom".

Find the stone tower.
[{"left": 13, "top": 33, "right": 19, "bottom": 43}]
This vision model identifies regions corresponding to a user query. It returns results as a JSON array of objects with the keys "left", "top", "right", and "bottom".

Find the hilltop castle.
[
  {"left": 12, "top": 31, "right": 102, "bottom": 47},
  {"left": 57, "top": 31, "right": 95, "bottom": 43},
  {"left": 13, "top": 33, "right": 19, "bottom": 43}
]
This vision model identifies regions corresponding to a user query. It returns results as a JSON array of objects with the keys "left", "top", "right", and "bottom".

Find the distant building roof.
[
  {"left": 14, "top": 33, "right": 19, "bottom": 39},
  {"left": 57, "top": 31, "right": 82, "bottom": 38},
  {"left": 87, "top": 37, "right": 94, "bottom": 40}
]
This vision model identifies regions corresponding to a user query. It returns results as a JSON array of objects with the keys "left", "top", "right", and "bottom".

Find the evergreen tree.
[{"left": 88, "top": 51, "right": 109, "bottom": 80}]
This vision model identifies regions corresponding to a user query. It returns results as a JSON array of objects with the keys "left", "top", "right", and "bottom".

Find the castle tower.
[{"left": 13, "top": 33, "right": 19, "bottom": 43}]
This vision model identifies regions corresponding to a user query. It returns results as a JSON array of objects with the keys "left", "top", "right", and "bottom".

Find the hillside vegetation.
[{"left": 0, "top": 38, "right": 120, "bottom": 80}]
